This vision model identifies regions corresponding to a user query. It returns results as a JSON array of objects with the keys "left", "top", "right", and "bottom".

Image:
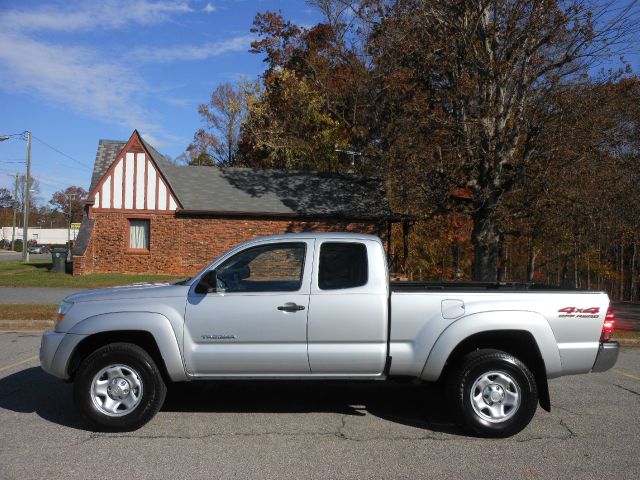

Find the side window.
[
  {"left": 318, "top": 242, "right": 368, "bottom": 290},
  {"left": 216, "top": 243, "right": 306, "bottom": 293}
]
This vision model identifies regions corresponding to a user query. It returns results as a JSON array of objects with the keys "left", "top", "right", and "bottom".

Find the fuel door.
[{"left": 441, "top": 299, "right": 465, "bottom": 319}]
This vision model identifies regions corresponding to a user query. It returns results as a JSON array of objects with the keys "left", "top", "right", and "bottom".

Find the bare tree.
[
  {"left": 371, "top": 0, "right": 639, "bottom": 280},
  {"left": 16, "top": 174, "right": 40, "bottom": 211},
  {"left": 191, "top": 82, "right": 251, "bottom": 166}
]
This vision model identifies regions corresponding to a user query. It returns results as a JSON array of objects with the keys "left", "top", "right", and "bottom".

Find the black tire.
[
  {"left": 448, "top": 349, "right": 538, "bottom": 438},
  {"left": 73, "top": 342, "right": 167, "bottom": 431}
]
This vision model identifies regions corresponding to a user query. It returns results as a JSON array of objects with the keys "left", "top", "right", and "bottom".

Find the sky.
[
  {"left": 0, "top": 0, "right": 321, "bottom": 204},
  {"left": 0, "top": 1, "right": 638, "bottom": 206}
]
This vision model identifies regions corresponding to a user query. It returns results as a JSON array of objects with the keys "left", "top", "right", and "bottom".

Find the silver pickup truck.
[{"left": 40, "top": 233, "right": 619, "bottom": 437}]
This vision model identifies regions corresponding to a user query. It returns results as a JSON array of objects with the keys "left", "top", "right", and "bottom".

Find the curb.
[{"left": 617, "top": 338, "right": 640, "bottom": 347}]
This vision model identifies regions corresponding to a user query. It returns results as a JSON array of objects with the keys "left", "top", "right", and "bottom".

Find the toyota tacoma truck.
[{"left": 40, "top": 233, "right": 619, "bottom": 437}]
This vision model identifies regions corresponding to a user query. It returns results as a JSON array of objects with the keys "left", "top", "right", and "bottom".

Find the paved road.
[
  {"left": 0, "top": 287, "right": 85, "bottom": 304},
  {"left": 0, "top": 251, "right": 52, "bottom": 263},
  {"left": 0, "top": 333, "right": 638, "bottom": 479}
]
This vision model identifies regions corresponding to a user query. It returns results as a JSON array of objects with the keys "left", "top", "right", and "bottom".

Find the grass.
[
  {"left": 0, "top": 304, "right": 57, "bottom": 320},
  {"left": 0, "top": 261, "right": 182, "bottom": 288},
  {"left": 0, "top": 260, "right": 50, "bottom": 273}
]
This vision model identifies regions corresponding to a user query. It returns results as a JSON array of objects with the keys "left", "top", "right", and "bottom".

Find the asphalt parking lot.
[{"left": 0, "top": 332, "right": 638, "bottom": 480}]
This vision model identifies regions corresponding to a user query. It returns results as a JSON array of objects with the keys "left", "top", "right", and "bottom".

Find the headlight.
[{"left": 55, "top": 301, "right": 73, "bottom": 327}]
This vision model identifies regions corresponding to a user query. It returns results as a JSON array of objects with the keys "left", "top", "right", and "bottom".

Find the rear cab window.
[{"left": 318, "top": 242, "right": 368, "bottom": 290}]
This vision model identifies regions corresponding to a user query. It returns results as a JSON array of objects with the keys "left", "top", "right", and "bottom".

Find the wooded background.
[{"left": 186, "top": 0, "right": 640, "bottom": 299}]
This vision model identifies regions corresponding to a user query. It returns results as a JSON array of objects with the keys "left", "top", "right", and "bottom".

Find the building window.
[{"left": 129, "top": 219, "right": 150, "bottom": 250}]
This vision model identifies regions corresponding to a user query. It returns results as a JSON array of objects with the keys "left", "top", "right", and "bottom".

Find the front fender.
[
  {"left": 420, "top": 310, "right": 562, "bottom": 381},
  {"left": 69, "top": 312, "right": 187, "bottom": 381}
]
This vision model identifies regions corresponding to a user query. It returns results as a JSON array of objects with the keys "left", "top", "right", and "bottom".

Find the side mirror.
[{"left": 196, "top": 270, "right": 217, "bottom": 294}]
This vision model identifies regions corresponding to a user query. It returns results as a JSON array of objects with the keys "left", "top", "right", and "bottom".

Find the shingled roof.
[
  {"left": 91, "top": 136, "right": 392, "bottom": 220},
  {"left": 166, "top": 166, "right": 390, "bottom": 219},
  {"left": 89, "top": 140, "right": 127, "bottom": 192}
]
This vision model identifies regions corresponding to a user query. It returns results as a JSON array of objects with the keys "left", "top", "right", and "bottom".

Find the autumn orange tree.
[
  {"left": 49, "top": 186, "right": 87, "bottom": 224},
  {"left": 192, "top": 1, "right": 639, "bottom": 296},
  {"left": 239, "top": 9, "right": 379, "bottom": 171}
]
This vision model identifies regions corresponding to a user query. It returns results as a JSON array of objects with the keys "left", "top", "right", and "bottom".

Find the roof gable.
[{"left": 89, "top": 130, "right": 182, "bottom": 211}]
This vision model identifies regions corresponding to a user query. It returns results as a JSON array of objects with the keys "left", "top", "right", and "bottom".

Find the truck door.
[
  {"left": 184, "top": 240, "right": 313, "bottom": 375},
  {"left": 307, "top": 239, "right": 389, "bottom": 375}
]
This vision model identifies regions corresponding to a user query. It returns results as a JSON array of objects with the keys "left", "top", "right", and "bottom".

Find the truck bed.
[{"left": 391, "top": 281, "right": 584, "bottom": 292}]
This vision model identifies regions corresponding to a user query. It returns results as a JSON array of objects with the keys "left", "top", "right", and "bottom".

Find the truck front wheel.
[
  {"left": 73, "top": 343, "right": 166, "bottom": 431},
  {"left": 449, "top": 349, "right": 538, "bottom": 438}
]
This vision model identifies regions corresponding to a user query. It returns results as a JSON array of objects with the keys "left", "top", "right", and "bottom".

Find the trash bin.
[{"left": 51, "top": 248, "right": 67, "bottom": 273}]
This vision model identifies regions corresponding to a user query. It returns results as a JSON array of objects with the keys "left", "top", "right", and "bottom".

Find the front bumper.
[
  {"left": 40, "top": 331, "right": 87, "bottom": 380},
  {"left": 591, "top": 341, "right": 620, "bottom": 373}
]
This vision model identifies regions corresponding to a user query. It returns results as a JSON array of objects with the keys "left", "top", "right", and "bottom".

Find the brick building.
[{"left": 72, "top": 130, "right": 394, "bottom": 276}]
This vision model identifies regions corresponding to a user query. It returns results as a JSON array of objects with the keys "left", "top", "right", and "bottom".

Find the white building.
[{"left": 1, "top": 226, "right": 79, "bottom": 245}]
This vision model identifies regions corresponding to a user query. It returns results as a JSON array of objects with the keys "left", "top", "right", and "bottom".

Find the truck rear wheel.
[
  {"left": 448, "top": 349, "right": 538, "bottom": 438},
  {"left": 73, "top": 343, "right": 166, "bottom": 431}
]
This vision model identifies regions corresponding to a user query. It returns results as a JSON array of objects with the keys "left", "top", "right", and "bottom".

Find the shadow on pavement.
[
  {"left": 0, "top": 367, "right": 464, "bottom": 435},
  {"left": 0, "top": 367, "right": 85, "bottom": 429}
]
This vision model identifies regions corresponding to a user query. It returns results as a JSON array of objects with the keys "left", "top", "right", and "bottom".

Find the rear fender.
[{"left": 420, "top": 310, "right": 562, "bottom": 382}]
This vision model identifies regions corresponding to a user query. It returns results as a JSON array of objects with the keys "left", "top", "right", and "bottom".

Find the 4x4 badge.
[{"left": 558, "top": 307, "right": 600, "bottom": 318}]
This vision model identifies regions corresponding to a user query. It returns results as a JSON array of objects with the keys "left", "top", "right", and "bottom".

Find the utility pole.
[
  {"left": 23, "top": 131, "right": 31, "bottom": 263},
  {"left": 63, "top": 193, "right": 77, "bottom": 246},
  {"left": 8, "top": 173, "right": 19, "bottom": 251},
  {"left": 0, "top": 131, "right": 32, "bottom": 260}
]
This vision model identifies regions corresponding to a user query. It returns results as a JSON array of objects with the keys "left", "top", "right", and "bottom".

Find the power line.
[
  {"left": 0, "top": 132, "right": 28, "bottom": 141},
  {"left": 0, "top": 170, "right": 78, "bottom": 192},
  {"left": 31, "top": 134, "right": 91, "bottom": 171}
]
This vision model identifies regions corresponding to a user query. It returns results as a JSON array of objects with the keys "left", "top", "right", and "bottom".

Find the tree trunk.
[
  {"left": 497, "top": 239, "right": 507, "bottom": 282},
  {"left": 631, "top": 241, "right": 637, "bottom": 302},
  {"left": 471, "top": 207, "right": 500, "bottom": 281},
  {"left": 597, "top": 241, "right": 601, "bottom": 291},
  {"left": 454, "top": 243, "right": 462, "bottom": 279},
  {"left": 574, "top": 240, "right": 579, "bottom": 288},
  {"left": 586, "top": 250, "right": 591, "bottom": 290},
  {"left": 620, "top": 243, "right": 624, "bottom": 301},
  {"left": 527, "top": 242, "right": 538, "bottom": 282},
  {"left": 561, "top": 255, "right": 569, "bottom": 287},
  {"left": 401, "top": 219, "right": 410, "bottom": 266}
]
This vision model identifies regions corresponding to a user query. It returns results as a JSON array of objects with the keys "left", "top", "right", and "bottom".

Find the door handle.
[{"left": 277, "top": 302, "right": 306, "bottom": 312}]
